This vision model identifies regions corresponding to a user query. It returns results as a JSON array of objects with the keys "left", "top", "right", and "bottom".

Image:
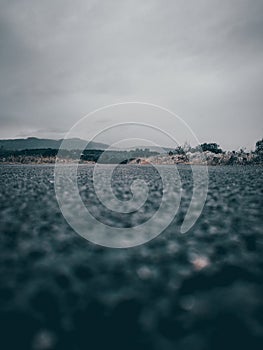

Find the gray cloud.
[{"left": 0, "top": 0, "right": 262, "bottom": 149}]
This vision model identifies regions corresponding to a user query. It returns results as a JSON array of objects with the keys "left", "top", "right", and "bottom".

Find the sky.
[{"left": 0, "top": 0, "right": 262, "bottom": 150}]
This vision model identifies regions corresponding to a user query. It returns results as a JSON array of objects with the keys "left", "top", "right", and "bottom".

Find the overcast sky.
[{"left": 0, "top": 0, "right": 262, "bottom": 150}]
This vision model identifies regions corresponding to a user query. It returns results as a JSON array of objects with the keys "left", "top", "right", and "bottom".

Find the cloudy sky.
[{"left": 0, "top": 0, "right": 262, "bottom": 150}]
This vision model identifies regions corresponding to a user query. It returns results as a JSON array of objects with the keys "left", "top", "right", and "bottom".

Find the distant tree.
[
  {"left": 255, "top": 138, "right": 263, "bottom": 155},
  {"left": 182, "top": 142, "right": 191, "bottom": 153},
  {"left": 174, "top": 146, "right": 185, "bottom": 155},
  {"left": 255, "top": 138, "right": 263, "bottom": 162},
  {"left": 200, "top": 143, "right": 223, "bottom": 154}
]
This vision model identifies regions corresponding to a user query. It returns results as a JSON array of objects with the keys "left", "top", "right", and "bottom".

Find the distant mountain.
[{"left": 0, "top": 137, "right": 108, "bottom": 150}]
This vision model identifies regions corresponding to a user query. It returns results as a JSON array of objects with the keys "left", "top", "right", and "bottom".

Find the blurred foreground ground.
[{"left": 0, "top": 165, "right": 263, "bottom": 350}]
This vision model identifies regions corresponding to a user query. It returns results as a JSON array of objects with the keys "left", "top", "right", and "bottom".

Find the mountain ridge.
[
  {"left": 0, "top": 137, "right": 171, "bottom": 152},
  {"left": 0, "top": 137, "right": 108, "bottom": 150}
]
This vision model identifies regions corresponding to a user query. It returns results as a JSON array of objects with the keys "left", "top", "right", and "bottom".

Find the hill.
[{"left": 0, "top": 137, "right": 108, "bottom": 150}]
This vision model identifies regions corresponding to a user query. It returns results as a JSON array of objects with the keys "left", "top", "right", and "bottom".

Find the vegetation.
[
  {"left": 0, "top": 148, "right": 159, "bottom": 164},
  {"left": 255, "top": 138, "right": 263, "bottom": 162},
  {"left": 165, "top": 138, "right": 263, "bottom": 165},
  {"left": 200, "top": 143, "right": 223, "bottom": 154},
  {"left": 0, "top": 139, "right": 262, "bottom": 165}
]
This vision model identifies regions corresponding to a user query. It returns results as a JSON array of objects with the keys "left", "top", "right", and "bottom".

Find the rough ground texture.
[{"left": 0, "top": 164, "right": 263, "bottom": 350}]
